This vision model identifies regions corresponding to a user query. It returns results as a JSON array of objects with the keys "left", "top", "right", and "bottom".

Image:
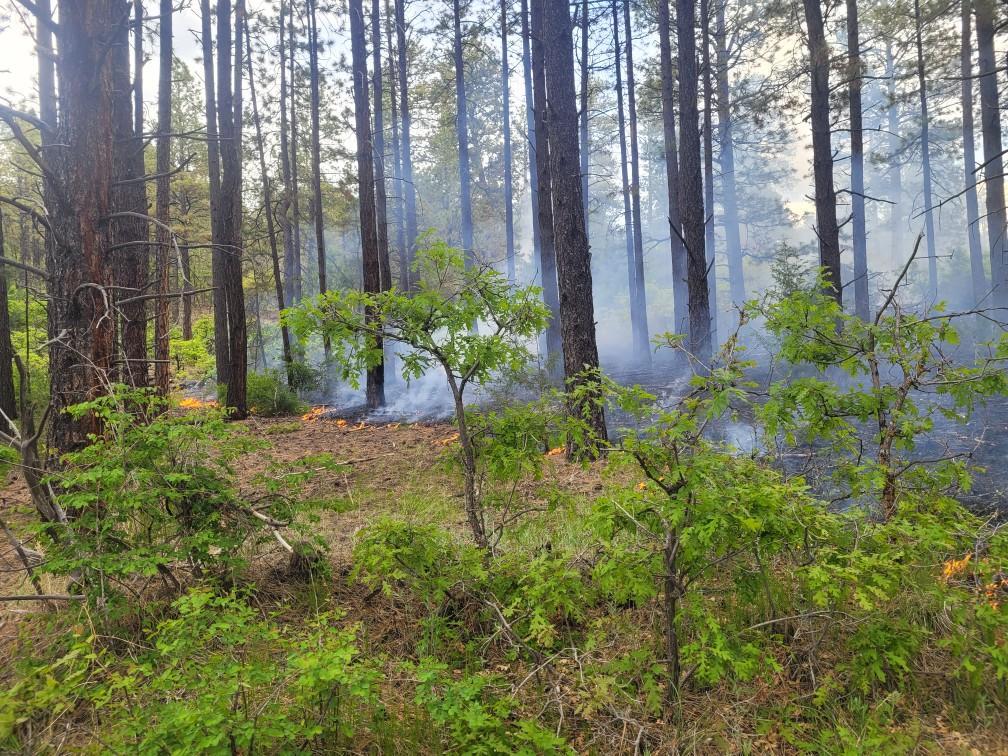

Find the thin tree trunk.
[
  {"left": 885, "top": 43, "right": 902, "bottom": 253},
  {"left": 0, "top": 213, "right": 14, "bottom": 421},
  {"left": 847, "top": 0, "right": 869, "bottom": 319},
  {"left": 530, "top": 0, "right": 563, "bottom": 373},
  {"left": 623, "top": 0, "right": 650, "bottom": 363},
  {"left": 700, "top": 0, "right": 717, "bottom": 347},
  {"left": 677, "top": 0, "right": 712, "bottom": 361},
  {"left": 350, "top": 0, "right": 386, "bottom": 408},
  {"left": 278, "top": 3, "right": 297, "bottom": 310},
  {"left": 154, "top": 0, "right": 173, "bottom": 394},
  {"left": 217, "top": 0, "right": 247, "bottom": 417},
  {"left": 387, "top": 0, "right": 407, "bottom": 290},
  {"left": 502, "top": 0, "right": 516, "bottom": 282},
  {"left": 521, "top": 0, "right": 543, "bottom": 284},
  {"left": 802, "top": 0, "right": 842, "bottom": 305},
  {"left": 289, "top": 9, "right": 304, "bottom": 303},
  {"left": 395, "top": 0, "right": 418, "bottom": 286},
  {"left": 579, "top": 0, "right": 590, "bottom": 224},
  {"left": 307, "top": 0, "right": 332, "bottom": 373},
  {"left": 714, "top": 0, "right": 744, "bottom": 306},
  {"left": 246, "top": 13, "right": 295, "bottom": 384},
  {"left": 543, "top": 0, "right": 607, "bottom": 449},
  {"left": 181, "top": 244, "right": 193, "bottom": 340},
  {"left": 657, "top": 0, "right": 688, "bottom": 335},
  {"left": 372, "top": 0, "right": 393, "bottom": 291},
  {"left": 975, "top": 0, "right": 1007, "bottom": 306},
  {"left": 961, "top": 0, "right": 987, "bottom": 303},
  {"left": 913, "top": 0, "right": 937, "bottom": 302},
  {"left": 452, "top": 0, "right": 475, "bottom": 266}
]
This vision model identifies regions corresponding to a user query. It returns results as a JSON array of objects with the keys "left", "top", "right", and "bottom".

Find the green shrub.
[{"left": 246, "top": 370, "right": 306, "bottom": 416}]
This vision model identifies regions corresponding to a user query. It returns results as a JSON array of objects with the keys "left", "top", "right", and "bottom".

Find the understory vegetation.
[{"left": 2, "top": 280, "right": 1008, "bottom": 754}]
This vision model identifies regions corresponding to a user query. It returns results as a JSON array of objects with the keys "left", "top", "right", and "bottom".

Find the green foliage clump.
[
  {"left": 246, "top": 369, "right": 306, "bottom": 416},
  {"left": 170, "top": 316, "right": 215, "bottom": 382}
]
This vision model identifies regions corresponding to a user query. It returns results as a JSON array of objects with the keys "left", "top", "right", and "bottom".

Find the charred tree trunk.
[
  {"left": 246, "top": 13, "right": 295, "bottom": 384},
  {"left": 530, "top": 0, "right": 563, "bottom": 373},
  {"left": 48, "top": 1, "right": 119, "bottom": 452},
  {"left": 976, "top": 0, "right": 1007, "bottom": 306},
  {"left": 700, "top": 0, "right": 717, "bottom": 347},
  {"left": 802, "top": 0, "right": 842, "bottom": 305},
  {"left": 714, "top": 0, "right": 744, "bottom": 306},
  {"left": 372, "top": 0, "right": 393, "bottom": 291},
  {"left": 0, "top": 213, "right": 15, "bottom": 421},
  {"left": 847, "top": 0, "right": 869, "bottom": 319},
  {"left": 350, "top": 0, "right": 386, "bottom": 408},
  {"left": 154, "top": 0, "right": 173, "bottom": 394},
  {"left": 216, "top": 0, "right": 248, "bottom": 417},
  {"left": 623, "top": 0, "right": 650, "bottom": 363},
  {"left": 914, "top": 0, "right": 938, "bottom": 301},
  {"left": 677, "top": 0, "right": 712, "bottom": 361},
  {"left": 543, "top": 0, "right": 607, "bottom": 449},
  {"left": 502, "top": 0, "right": 516, "bottom": 282},
  {"left": 657, "top": 0, "right": 688, "bottom": 335},
  {"left": 452, "top": 0, "right": 475, "bottom": 266},
  {"left": 579, "top": 0, "right": 590, "bottom": 223},
  {"left": 394, "top": 0, "right": 418, "bottom": 286},
  {"left": 961, "top": 0, "right": 987, "bottom": 303}
]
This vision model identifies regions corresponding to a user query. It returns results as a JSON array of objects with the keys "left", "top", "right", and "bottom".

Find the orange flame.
[
  {"left": 942, "top": 552, "right": 972, "bottom": 581},
  {"left": 301, "top": 406, "right": 329, "bottom": 422},
  {"left": 179, "top": 397, "right": 218, "bottom": 410},
  {"left": 439, "top": 432, "right": 460, "bottom": 446},
  {"left": 546, "top": 446, "right": 565, "bottom": 457}
]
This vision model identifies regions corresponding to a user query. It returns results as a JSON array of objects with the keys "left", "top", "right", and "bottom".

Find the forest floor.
[{"left": 2, "top": 413, "right": 1008, "bottom": 753}]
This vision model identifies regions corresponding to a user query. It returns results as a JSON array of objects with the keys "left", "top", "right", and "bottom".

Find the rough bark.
[
  {"left": 714, "top": 0, "right": 744, "bottom": 307},
  {"left": 846, "top": 0, "right": 869, "bottom": 319},
  {"left": 657, "top": 0, "right": 688, "bottom": 335},
  {"left": 154, "top": 0, "right": 173, "bottom": 393},
  {"left": 530, "top": 0, "right": 563, "bottom": 373},
  {"left": 350, "top": 0, "right": 386, "bottom": 408},
  {"left": 502, "top": 0, "right": 516, "bottom": 282},
  {"left": 579, "top": 0, "right": 590, "bottom": 223},
  {"left": 961, "top": 0, "right": 987, "bottom": 303},
  {"left": 802, "top": 0, "right": 842, "bottom": 305},
  {"left": 543, "top": 0, "right": 607, "bottom": 448},
  {"left": 975, "top": 0, "right": 1007, "bottom": 306},
  {"left": 677, "top": 0, "right": 712, "bottom": 361},
  {"left": 452, "top": 0, "right": 475, "bottom": 266},
  {"left": 395, "top": 0, "right": 418, "bottom": 286}
]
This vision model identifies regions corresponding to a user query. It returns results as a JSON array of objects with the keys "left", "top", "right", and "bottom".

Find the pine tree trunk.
[
  {"left": 623, "top": 0, "right": 650, "bottom": 363},
  {"left": 0, "top": 213, "right": 15, "bottom": 421},
  {"left": 289, "top": 10, "right": 304, "bottom": 303},
  {"left": 520, "top": 0, "right": 543, "bottom": 283},
  {"left": 452, "top": 0, "right": 475, "bottom": 266},
  {"left": 278, "top": 3, "right": 297, "bottom": 310},
  {"left": 657, "top": 0, "right": 688, "bottom": 335},
  {"left": 154, "top": 0, "right": 173, "bottom": 394},
  {"left": 975, "top": 0, "right": 1007, "bottom": 306},
  {"left": 181, "top": 244, "right": 193, "bottom": 340},
  {"left": 885, "top": 43, "right": 903, "bottom": 252},
  {"left": 611, "top": 1, "right": 635, "bottom": 355},
  {"left": 307, "top": 0, "right": 332, "bottom": 374},
  {"left": 48, "top": 1, "right": 118, "bottom": 452},
  {"left": 579, "top": 0, "right": 590, "bottom": 224},
  {"left": 350, "top": 0, "right": 386, "bottom": 408},
  {"left": 372, "top": 0, "right": 393, "bottom": 291},
  {"left": 714, "top": 0, "right": 744, "bottom": 306},
  {"left": 543, "top": 0, "right": 607, "bottom": 449},
  {"left": 914, "top": 0, "right": 938, "bottom": 301},
  {"left": 386, "top": 0, "right": 407, "bottom": 290},
  {"left": 700, "top": 0, "right": 717, "bottom": 347},
  {"left": 216, "top": 0, "right": 247, "bottom": 417},
  {"left": 245, "top": 12, "right": 295, "bottom": 384},
  {"left": 846, "top": 0, "right": 869, "bottom": 320},
  {"left": 802, "top": 0, "right": 842, "bottom": 305},
  {"left": 961, "top": 0, "right": 987, "bottom": 303},
  {"left": 502, "top": 0, "right": 516, "bottom": 282},
  {"left": 677, "top": 0, "right": 712, "bottom": 361},
  {"left": 530, "top": 0, "right": 563, "bottom": 373},
  {"left": 395, "top": 0, "right": 418, "bottom": 287}
]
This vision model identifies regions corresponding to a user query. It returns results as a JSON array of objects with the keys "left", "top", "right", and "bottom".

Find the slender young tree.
[
  {"left": 961, "top": 0, "right": 987, "bottom": 303},
  {"left": 530, "top": 0, "right": 563, "bottom": 371},
  {"left": 154, "top": 0, "right": 173, "bottom": 394},
  {"left": 714, "top": 0, "right": 744, "bottom": 306},
  {"left": 846, "top": 0, "right": 869, "bottom": 320},
  {"left": 521, "top": 0, "right": 543, "bottom": 282},
  {"left": 245, "top": 12, "right": 295, "bottom": 384},
  {"left": 884, "top": 42, "right": 903, "bottom": 250},
  {"left": 975, "top": 0, "right": 1006, "bottom": 306},
  {"left": 677, "top": 0, "right": 712, "bottom": 361},
  {"left": 278, "top": 2, "right": 298, "bottom": 308},
  {"left": 501, "top": 0, "right": 516, "bottom": 282},
  {"left": 386, "top": 0, "right": 407, "bottom": 289},
  {"left": 543, "top": 0, "right": 607, "bottom": 447},
  {"left": 913, "top": 0, "right": 937, "bottom": 301},
  {"left": 350, "top": 0, "right": 386, "bottom": 408},
  {"left": 372, "top": 0, "right": 393, "bottom": 290},
  {"left": 622, "top": 0, "right": 650, "bottom": 363},
  {"left": 657, "top": 0, "right": 688, "bottom": 334},
  {"left": 180, "top": 244, "right": 193, "bottom": 340},
  {"left": 452, "top": 0, "right": 475, "bottom": 266},
  {"left": 611, "top": 0, "right": 636, "bottom": 357},
  {"left": 0, "top": 213, "right": 14, "bottom": 421},
  {"left": 700, "top": 0, "right": 717, "bottom": 347},
  {"left": 802, "top": 0, "right": 842, "bottom": 304},
  {"left": 395, "top": 0, "right": 419, "bottom": 285},
  {"left": 289, "top": 8, "right": 304, "bottom": 303}
]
